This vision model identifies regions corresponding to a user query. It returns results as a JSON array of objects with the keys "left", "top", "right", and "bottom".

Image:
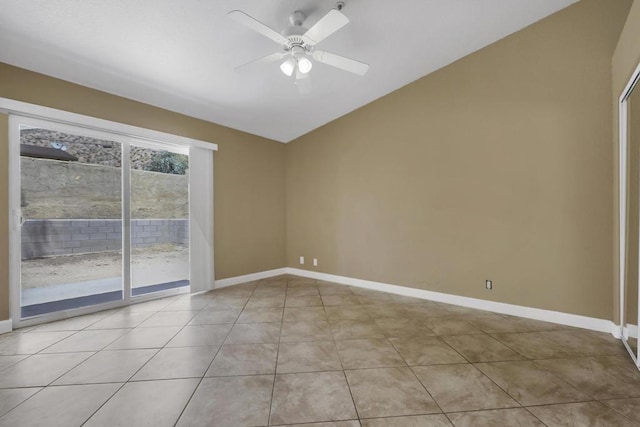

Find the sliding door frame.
[
  {"left": 619, "top": 60, "right": 640, "bottom": 367},
  {"left": 3, "top": 98, "right": 217, "bottom": 329}
]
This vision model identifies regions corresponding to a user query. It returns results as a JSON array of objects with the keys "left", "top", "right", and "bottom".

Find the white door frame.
[
  {"left": 619, "top": 61, "right": 640, "bottom": 366},
  {"left": 2, "top": 98, "right": 217, "bottom": 329}
]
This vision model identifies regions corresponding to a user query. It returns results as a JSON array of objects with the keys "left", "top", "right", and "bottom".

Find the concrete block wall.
[{"left": 21, "top": 219, "right": 188, "bottom": 260}]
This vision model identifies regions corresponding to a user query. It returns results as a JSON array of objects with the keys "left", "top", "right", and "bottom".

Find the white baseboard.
[
  {"left": 0, "top": 319, "right": 12, "bottom": 335},
  {"left": 214, "top": 268, "right": 288, "bottom": 289},
  {"left": 287, "top": 268, "right": 617, "bottom": 336},
  {"left": 212, "top": 267, "right": 619, "bottom": 336}
]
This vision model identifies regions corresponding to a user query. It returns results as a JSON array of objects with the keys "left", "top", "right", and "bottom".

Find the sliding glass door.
[
  {"left": 130, "top": 143, "right": 190, "bottom": 297},
  {"left": 12, "top": 117, "right": 191, "bottom": 322},
  {"left": 18, "top": 121, "right": 124, "bottom": 317}
]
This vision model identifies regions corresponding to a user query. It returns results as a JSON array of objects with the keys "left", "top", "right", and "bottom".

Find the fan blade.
[
  {"left": 235, "top": 52, "right": 286, "bottom": 71},
  {"left": 295, "top": 69, "right": 312, "bottom": 95},
  {"left": 302, "top": 9, "right": 349, "bottom": 46},
  {"left": 312, "top": 50, "right": 369, "bottom": 76},
  {"left": 228, "top": 10, "right": 289, "bottom": 45}
]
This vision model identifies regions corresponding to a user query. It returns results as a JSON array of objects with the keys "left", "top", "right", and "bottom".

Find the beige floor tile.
[
  {"left": 86, "top": 311, "right": 153, "bottom": 329},
  {"left": 535, "top": 357, "right": 640, "bottom": 399},
  {"left": 205, "top": 296, "right": 249, "bottom": 310},
  {"left": 475, "top": 361, "right": 589, "bottom": 405},
  {"left": 0, "top": 383, "right": 120, "bottom": 427},
  {"left": 329, "top": 320, "right": 386, "bottom": 340},
  {"left": 252, "top": 288, "right": 287, "bottom": 298},
  {"left": 285, "top": 307, "right": 328, "bottom": 322},
  {"left": 0, "top": 352, "right": 93, "bottom": 388},
  {"left": 0, "top": 388, "right": 41, "bottom": 417},
  {"left": 85, "top": 379, "right": 199, "bottom": 427},
  {"left": 137, "top": 310, "right": 197, "bottom": 327},
  {"left": 447, "top": 408, "right": 544, "bottom": 426},
  {"left": 166, "top": 324, "right": 232, "bottom": 347},
  {"left": 245, "top": 295, "right": 286, "bottom": 308},
  {"left": 345, "top": 367, "right": 439, "bottom": 418},
  {"left": 413, "top": 364, "right": 517, "bottom": 412},
  {"left": 187, "top": 308, "right": 240, "bottom": 325},
  {"left": 105, "top": 326, "right": 181, "bottom": 350},
  {"left": 281, "top": 321, "right": 334, "bottom": 342},
  {"left": 132, "top": 346, "right": 219, "bottom": 380},
  {"left": 286, "top": 295, "right": 324, "bottom": 307},
  {"left": 54, "top": 349, "right": 157, "bottom": 384},
  {"left": 498, "top": 315, "right": 566, "bottom": 332},
  {"left": 322, "top": 295, "right": 362, "bottom": 306},
  {"left": 361, "top": 415, "right": 452, "bottom": 427},
  {"left": 0, "top": 331, "right": 75, "bottom": 355},
  {"left": 374, "top": 318, "right": 435, "bottom": 338},
  {"left": 326, "top": 306, "right": 372, "bottom": 321},
  {"left": 177, "top": 376, "right": 273, "bottom": 426},
  {"left": 0, "top": 355, "right": 28, "bottom": 372},
  {"left": 162, "top": 298, "right": 210, "bottom": 311},
  {"left": 41, "top": 329, "right": 129, "bottom": 353},
  {"left": 318, "top": 284, "right": 354, "bottom": 296},
  {"left": 528, "top": 402, "right": 637, "bottom": 427},
  {"left": 490, "top": 332, "right": 573, "bottom": 359},
  {"left": 287, "top": 287, "right": 321, "bottom": 297},
  {"left": 465, "top": 313, "right": 540, "bottom": 334},
  {"left": 362, "top": 304, "right": 409, "bottom": 319},
  {"left": 277, "top": 422, "right": 360, "bottom": 427},
  {"left": 602, "top": 397, "right": 640, "bottom": 423},
  {"left": 31, "top": 313, "right": 109, "bottom": 332},
  {"left": 542, "top": 329, "right": 626, "bottom": 357},
  {"left": 237, "top": 306, "right": 284, "bottom": 323},
  {"left": 277, "top": 341, "right": 342, "bottom": 373},
  {"left": 121, "top": 299, "right": 174, "bottom": 312},
  {"left": 336, "top": 339, "right": 406, "bottom": 369},
  {"left": 271, "top": 371, "right": 357, "bottom": 425},
  {"left": 357, "top": 295, "right": 398, "bottom": 306},
  {"left": 389, "top": 337, "right": 466, "bottom": 366},
  {"left": 423, "top": 317, "right": 484, "bottom": 336},
  {"left": 442, "top": 334, "right": 525, "bottom": 363},
  {"left": 225, "top": 322, "right": 281, "bottom": 344},
  {"left": 207, "top": 343, "right": 278, "bottom": 376},
  {"left": 402, "top": 302, "right": 466, "bottom": 318},
  {"left": 288, "top": 278, "right": 317, "bottom": 287}
]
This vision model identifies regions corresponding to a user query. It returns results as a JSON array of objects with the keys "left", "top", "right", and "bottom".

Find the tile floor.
[{"left": 0, "top": 275, "right": 639, "bottom": 426}]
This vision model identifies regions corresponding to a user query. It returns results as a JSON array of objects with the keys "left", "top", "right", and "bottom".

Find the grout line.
[
  {"left": 173, "top": 281, "right": 257, "bottom": 427},
  {"left": 266, "top": 278, "right": 287, "bottom": 426}
]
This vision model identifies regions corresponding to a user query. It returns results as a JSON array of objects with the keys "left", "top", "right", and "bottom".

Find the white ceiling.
[{"left": 0, "top": 0, "right": 577, "bottom": 142}]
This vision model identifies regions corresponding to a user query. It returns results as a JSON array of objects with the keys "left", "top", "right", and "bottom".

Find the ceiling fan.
[{"left": 228, "top": 2, "right": 369, "bottom": 94}]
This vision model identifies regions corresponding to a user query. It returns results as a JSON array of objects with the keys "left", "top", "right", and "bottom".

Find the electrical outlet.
[
  {"left": 299, "top": 256, "right": 304, "bottom": 265},
  {"left": 486, "top": 280, "right": 493, "bottom": 290},
  {"left": 313, "top": 258, "right": 318, "bottom": 266}
]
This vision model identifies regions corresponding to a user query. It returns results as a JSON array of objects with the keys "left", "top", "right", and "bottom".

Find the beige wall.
[
  {"left": 614, "top": 1, "right": 640, "bottom": 326},
  {"left": 286, "top": 0, "right": 631, "bottom": 320},
  {"left": 0, "top": 63, "right": 287, "bottom": 320}
]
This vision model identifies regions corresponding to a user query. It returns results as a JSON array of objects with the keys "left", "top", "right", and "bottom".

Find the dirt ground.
[{"left": 21, "top": 244, "right": 189, "bottom": 288}]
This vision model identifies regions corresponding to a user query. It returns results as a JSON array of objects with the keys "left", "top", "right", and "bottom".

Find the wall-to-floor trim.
[
  {"left": 214, "top": 268, "right": 288, "bottom": 289},
  {"left": 287, "top": 268, "right": 615, "bottom": 335},
  {"left": 0, "top": 319, "right": 12, "bottom": 335},
  {"left": 211, "top": 266, "right": 618, "bottom": 335}
]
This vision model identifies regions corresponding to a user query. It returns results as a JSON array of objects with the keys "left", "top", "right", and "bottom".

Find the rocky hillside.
[{"left": 20, "top": 128, "right": 181, "bottom": 171}]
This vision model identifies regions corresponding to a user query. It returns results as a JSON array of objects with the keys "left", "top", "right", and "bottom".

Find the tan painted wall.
[
  {"left": 614, "top": 1, "right": 640, "bottom": 326},
  {"left": 0, "top": 63, "right": 287, "bottom": 320},
  {"left": 286, "top": 0, "right": 631, "bottom": 320}
]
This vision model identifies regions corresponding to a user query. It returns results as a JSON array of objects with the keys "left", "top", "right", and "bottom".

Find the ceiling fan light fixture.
[
  {"left": 296, "top": 55, "right": 313, "bottom": 74},
  {"left": 280, "top": 57, "right": 296, "bottom": 76}
]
